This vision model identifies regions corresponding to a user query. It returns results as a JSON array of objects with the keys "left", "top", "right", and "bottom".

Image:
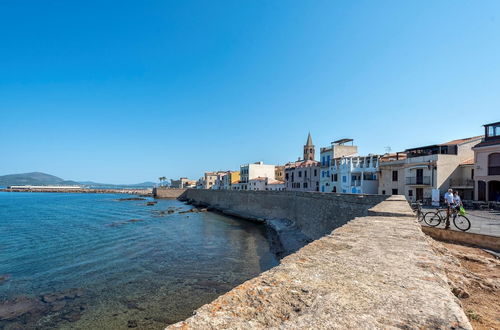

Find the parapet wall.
[
  {"left": 168, "top": 190, "right": 471, "bottom": 329},
  {"left": 180, "top": 189, "right": 390, "bottom": 241}
]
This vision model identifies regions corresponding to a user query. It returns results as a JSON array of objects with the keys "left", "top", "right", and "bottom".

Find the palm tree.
[{"left": 158, "top": 176, "right": 166, "bottom": 186}]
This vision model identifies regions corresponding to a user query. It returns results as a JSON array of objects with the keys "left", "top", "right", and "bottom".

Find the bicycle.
[
  {"left": 411, "top": 202, "right": 427, "bottom": 222},
  {"left": 424, "top": 206, "right": 471, "bottom": 231}
]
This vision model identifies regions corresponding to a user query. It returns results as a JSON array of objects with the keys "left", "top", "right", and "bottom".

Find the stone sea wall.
[
  {"left": 179, "top": 189, "right": 389, "bottom": 242},
  {"left": 153, "top": 188, "right": 187, "bottom": 199},
  {"left": 167, "top": 190, "right": 471, "bottom": 329}
]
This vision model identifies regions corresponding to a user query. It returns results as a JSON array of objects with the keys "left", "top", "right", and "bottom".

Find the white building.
[
  {"left": 239, "top": 162, "right": 276, "bottom": 190},
  {"left": 266, "top": 179, "right": 286, "bottom": 191},
  {"left": 329, "top": 155, "right": 380, "bottom": 194},
  {"left": 247, "top": 177, "right": 285, "bottom": 191},
  {"left": 319, "top": 139, "right": 359, "bottom": 193}
]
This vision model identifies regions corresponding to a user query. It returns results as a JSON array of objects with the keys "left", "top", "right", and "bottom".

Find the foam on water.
[{"left": 0, "top": 192, "right": 278, "bottom": 329}]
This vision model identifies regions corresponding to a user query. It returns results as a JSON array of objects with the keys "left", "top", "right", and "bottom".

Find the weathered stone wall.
[
  {"left": 167, "top": 195, "right": 472, "bottom": 329},
  {"left": 180, "top": 189, "right": 390, "bottom": 241},
  {"left": 153, "top": 188, "right": 187, "bottom": 199}
]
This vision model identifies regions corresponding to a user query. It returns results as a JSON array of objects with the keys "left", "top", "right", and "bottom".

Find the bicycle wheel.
[
  {"left": 424, "top": 212, "right": 441, "bottom": 227},
  {"left": 453, "top": 215, "right": 471, "bottom": 232}
]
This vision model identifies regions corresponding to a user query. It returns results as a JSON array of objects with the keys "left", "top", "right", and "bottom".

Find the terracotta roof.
[
  {"left": 249, "top": 177, "right": 267, "bottom": 181},
  {"left": 267, "top": 180, "right": 285, "bottom": 185},
  {"left": 439, "top": 136, "right": 483, "bottom": 146},
  {"left": 460, "top": 158, "right": 474, "bottom": 165}
]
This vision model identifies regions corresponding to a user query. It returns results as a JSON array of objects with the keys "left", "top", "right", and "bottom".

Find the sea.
[{"left": 0, "top": 192, "right": 278, "bottom": 329}]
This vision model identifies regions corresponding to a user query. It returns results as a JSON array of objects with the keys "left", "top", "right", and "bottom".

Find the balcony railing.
[
  {"left": 450, "top": 179, "right": 474, "bottom": 187},
  {"left": 406, "top": 176, "right": 431, "bottom": 185}
]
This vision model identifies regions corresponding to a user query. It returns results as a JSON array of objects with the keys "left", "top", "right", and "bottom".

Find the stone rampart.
[
  {"left": 153, "top": 188, "right": 187, "bottom": 199},
  {"left": 179, "top": 189, "right": 393, "bottom": 241},
  {"left": 167, "top": 190, "right": 472, "bottom": 329}
]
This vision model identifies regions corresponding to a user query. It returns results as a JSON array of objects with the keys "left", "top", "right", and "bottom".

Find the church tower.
[{"left": 303, "top": 132, "right": 315, "bottom": 161}]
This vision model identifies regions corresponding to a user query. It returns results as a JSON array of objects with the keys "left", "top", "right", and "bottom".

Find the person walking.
[{"left": 443, "top": 189, "right": 454, "bottom": 229}]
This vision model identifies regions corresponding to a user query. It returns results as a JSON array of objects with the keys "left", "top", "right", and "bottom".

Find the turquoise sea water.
[{"left": 0, "top": 192, "right": 278, "bottom": 329}]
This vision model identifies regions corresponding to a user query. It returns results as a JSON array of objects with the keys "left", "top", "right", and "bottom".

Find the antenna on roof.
[{"left": 385, "top": 146, "right": 392, "bottom": 153}]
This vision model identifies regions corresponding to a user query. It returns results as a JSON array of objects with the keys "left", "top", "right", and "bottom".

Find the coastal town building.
[
  {"left": 170, "top": 177, "right": 197, "bottom": 189},
  {"left": 274, "top": 166, "right": 285, "bottom": 182},
  {"left": 239, "top": 162, "right": 276, "bottom": 190},
  {"left": 380, "top": 136, "right": 482, "bottom": 203},
  {"left": 203, "top": 171, "right": 229, "bottom": 189},
  {"left": 247, "top": 177, "right": 285, "bottom": 191},
  {"left": 221, "top": 171, "right": 240, "bottom": 190},
  {"left": 266, "top": 179, "right": 286, "bottom": 191},
  {"left": 319, "top": 139, "right": 358, "bottom": 193},
  {"left": 285, "top": 160, "right": 320, "bottom": 191},
  {"left": 329, "top": 154, "right": 381, "bottom": 194},
  {"left": 378, "top": 153, "right": 407, "bottom": 196},
  {"left": 473, "top": 121, "right": 500, "bottom": 201},
  {"left": 284, "top": 133, "right": 320, "bottom": 192}
]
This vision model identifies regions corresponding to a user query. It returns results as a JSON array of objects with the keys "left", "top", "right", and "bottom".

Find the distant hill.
[
  {"left": 0, "top": 172, "right": 157, "bottom": 188},
  {"left": 78, "top": 181, "right": 157, "bottom": 188},
  {"left": 0, "top": 172, "right": 80, "bottom": 186}
]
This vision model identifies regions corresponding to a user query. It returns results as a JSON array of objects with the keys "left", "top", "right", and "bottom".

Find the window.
[
  {"left": 304, "top": 182, "right": 308, "bottom": 188},
  {"left": 342, "top": 176, "right": 346, "bottom": 183},
  {"left": 285, "top": 173, "right": 289, "bottom": 180},
  {"left": 408, "top": 190, "right": 413, "bottom": 197},
  {"left": 304, "top": 171, "right": 307, "bottom": 178},
  {"left": 298, "top": 171, "right": 302, "bottom": 178},
  {"left": 333, "top": 186, "right": 336, "bottom": 192},
  {"left": 488, "top": 153, "right": 500, "bottom": 175},
  {"left": 314, "top": 169, "right": 317, "bottom": 176},
  {"left": 334, "top": 174, "right": 338, "bottom": 182},
  {"left": 392, "top": 189, "right": 398, "bottom": 195},
  {"left": 392, "top": 170, "right": 398, "bottom": 182},
  {"left": 382, "top": 190, "right": 386, "bottom": 195}
]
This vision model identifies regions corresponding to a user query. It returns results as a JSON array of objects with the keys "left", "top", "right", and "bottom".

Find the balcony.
[
  {"left": 450, "top": 178, "right": 474, "bottom": 188},
  {"left": 406, "top": 176, "right": 431, "bottom": 185}
]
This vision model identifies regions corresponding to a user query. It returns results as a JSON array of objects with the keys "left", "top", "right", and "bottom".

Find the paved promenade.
[{"left": 422, "top": 207, "right": 500, "bottom": 237}]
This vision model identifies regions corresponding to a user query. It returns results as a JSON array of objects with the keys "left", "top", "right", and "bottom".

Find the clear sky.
[{"left": 1, "top": 1, "right": 499, "bottom": 184}]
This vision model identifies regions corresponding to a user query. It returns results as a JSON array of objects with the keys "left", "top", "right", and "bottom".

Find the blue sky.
[{"left": 1, "top": 1, "right": 499, "bottom": 183}]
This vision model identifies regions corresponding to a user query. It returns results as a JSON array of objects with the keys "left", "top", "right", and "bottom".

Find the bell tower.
[{"left": 303, "top": 132, "right": 315, "bottom": 161}]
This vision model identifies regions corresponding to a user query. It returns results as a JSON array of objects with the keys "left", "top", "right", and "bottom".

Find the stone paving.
[{"left": 421, "top": 207, "right": 500, "bottom": 237}]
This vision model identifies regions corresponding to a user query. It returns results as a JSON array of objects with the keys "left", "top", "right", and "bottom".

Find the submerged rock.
[
  {"left": 0, "top": 296, "right": 48, "bottom": 321},
  {"left": 116, "top": 198, "right": 146, "bottom": 201},
  {"left": 0, "top": 274, "right": 11, "bottom": 285}
]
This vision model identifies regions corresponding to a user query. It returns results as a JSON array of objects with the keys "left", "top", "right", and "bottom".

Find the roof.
[
  {"left": 305, "top": 132, "right": 313, "bottom": 146},
  {"left": 484, "top": 121, "right": 500, "bottom": 127},
  {"left": 406, "top": 136, "right": 484, "bottom": 152},
  {"left": 460, "top": 158, "right": 474, "bottom": 165},
  {"left": 284, "top": 160, "right": 320, "bottom": 169},
  {"left": 439, "top": 135, "right": 483, "bottom": 146},
  {"left": 332, "top": 138, "right": 353, "bottom": 145},
  {"left": 249, "top": 177, "right": 267, "bottom": 181},
  {"left": 267, "top": 180, "right": 285, "bottom": 185}
]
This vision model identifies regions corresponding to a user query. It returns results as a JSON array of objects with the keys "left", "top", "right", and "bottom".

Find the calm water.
[{"left": 0, "top": 192, "right": 278, "bottom": 329}]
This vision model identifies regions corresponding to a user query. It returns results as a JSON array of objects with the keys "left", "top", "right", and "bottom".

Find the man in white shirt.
[{"left": 443, "top": 189, "right": 454, "bottom": 229}]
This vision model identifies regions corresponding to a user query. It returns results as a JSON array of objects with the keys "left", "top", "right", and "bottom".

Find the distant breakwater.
[{"left": 0, "top": 188, "right": 152, "bottom": 195}]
